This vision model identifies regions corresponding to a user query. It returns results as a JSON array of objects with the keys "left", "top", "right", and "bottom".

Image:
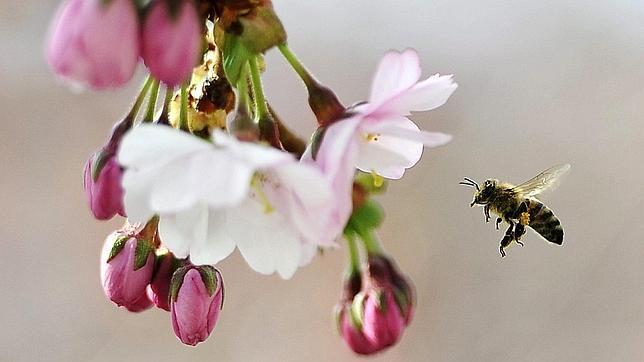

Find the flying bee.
[{"left": 460, "top": 164, "right": 570, "bottom": 257}]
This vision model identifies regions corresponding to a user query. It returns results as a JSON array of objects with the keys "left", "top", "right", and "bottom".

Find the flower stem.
[
  {"left": 157, "top": 85, "right": 174, "bottom": 125},
  {"left": 357, "top": 228, "right": 383, "bottom": 256},
  {"left": 126, "top": 75, "right": 154, "bottom": 121},
  {"left": 344, "top": 231, "right": 361, "bottom": 275},
  {"left": 143, "top": 79, "right": 160, "bottom": 122},
  {"left": 248, "top": 56, "right": 269, "bottom": 119},
  {"left": 179, "top": 82, "right": 190, "bottom": 132},
  {"left": 278, "top": 43, "right": 313, "bottom": 87}
]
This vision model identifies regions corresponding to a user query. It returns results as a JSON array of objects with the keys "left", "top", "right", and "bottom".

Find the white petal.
[
  {"left": 212, "top": 129, "right": 292, "bottom": 169},
  {"left": 314, "top": 116, "right": 361, "bottom": 178},
  {"left": 121, "top": 168, "right": 157, "bottom": 223},
  {"left": 187, "top": 210, "right": 237, "bottom": 266},
  {"left": 148, "top": 156, "right": 200, "bottom": 213},
  {"left": 382, "top": 74, "right": 457, "bottom": 115},
  {"left": 118, "top": 124, "right": 211, "bottom": 169},
  {"left": 373, "top": 123, "right": 453, "bottom": 148},
  {"left": 356, "top": 118, "right": 424, "bottom": 179},
  {"left": 227, "top": 200, "right": 301, "bottom": 279},
  {"left": 158, "top": 204, "right": 209, "bottom": 259},
  {"left": 369, "top": 48, "right": 421, "bottom": 109}
]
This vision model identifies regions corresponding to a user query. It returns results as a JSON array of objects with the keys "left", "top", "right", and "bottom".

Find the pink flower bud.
[
  {"left": 170, "top": 266, "right": 224, "bottom": 346},
  {"left": 124, "top": 292, "right": 154, "bottom": 313},
  {"left": 100, "top": 230, "right": 155, "bottom": 311},
  {"left": 142, "top": 0, "right": 202, "bottom": 86},
  {"left": 46, "top": 0, "right": 140, "bottom": 89},
  {"left": 361, "top": 289, "right": 406, "bottom": 348},
  {"left": 147, "top": 251, "right": 180, "bottom": 311},
  {"left": 83, "top": 152, "right": 125, "bottom": 220},
  {"left": 336, "top": 304, "right": 379, "bottom": 355}
]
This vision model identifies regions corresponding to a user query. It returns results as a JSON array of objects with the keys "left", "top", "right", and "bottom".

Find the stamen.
[
  {"left": 251, "top": 174, "right": 274, "bottom": 214},
  {"left": 365, "top": 133, "right": 380, "bottom": 142},
  {"left": 371, "top": 170, "right": 384, "bottom": 187}
]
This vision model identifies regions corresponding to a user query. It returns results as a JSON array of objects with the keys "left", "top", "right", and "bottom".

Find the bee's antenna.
[{"left": 459, "top": 177, "right": 480, "bottom": 191}]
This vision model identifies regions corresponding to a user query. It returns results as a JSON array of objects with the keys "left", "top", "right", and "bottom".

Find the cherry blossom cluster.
[{"left": 47, "top": 0, "right": 457, "bottom": 354}]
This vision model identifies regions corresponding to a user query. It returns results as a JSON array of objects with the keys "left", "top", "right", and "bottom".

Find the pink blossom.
[
  {"left": 84, "top": 152, "right": 125, "bottom": 220},
  {"left": 171, "top": 266, "right": 224, "bottom": 346},
  {"left": 100, "top": 232, "right": 155, "bottom": 311},
  {"left": 142, "top": 0, "right": 202, "bottom": 86},
  {"left": 46, "top": 0, "right": 140, "bottom": 90},
  {"left": 313, "top": 48, "right": 457, "bottom": 183}
]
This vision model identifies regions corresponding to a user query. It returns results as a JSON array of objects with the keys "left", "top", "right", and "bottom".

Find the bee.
[{"left": 460, "top": 164, "right": 570, "bottom": 257}]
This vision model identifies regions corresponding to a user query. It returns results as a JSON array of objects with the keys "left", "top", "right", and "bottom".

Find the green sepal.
[
  {"left": 169, "top": 266, "right": 190, "bottom": 302},
  {"left": 349, "top": 292, "right": 366, "bottom": 330},
  {"left": 91, "top": 151, "right": 110, "bottom": 182},
  {"left": 375, "top": 290, "right": 387, "bottom": 313},
  {"left": 355, "top": 171, "right": 388, "bottom": 194},
  {"left": 309, "top": 126, "right": 327, "bottom": 161},
  {"left": 333, "top": 305, "right": 344, "bottom": 335},
  {"left": 393, "top": 288, "right": 410, "bottom": 317},
  {"left": 133, "top": 238, "right": 154, "bottom": 271},
  {"left": 351, "top": 199, "right": 385, "bottom": 232},
  {"left": 197, "top": 265, "right": 219, "bottom": 297},
  {"left": 222, "top": 34, "right": 252, "bottom": 86},
  {"left": 106, "top": 235, "right": 130, "bottom": 263}
]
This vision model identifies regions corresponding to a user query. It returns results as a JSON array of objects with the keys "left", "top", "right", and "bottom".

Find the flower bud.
[
  {"left": 124, "top": 292, "right": 154, "bottom": 313},
  {"left": 170, "top": 265, "right": 224, "bottom": 346},
  {"left": 100, "top": 227, "right": 155, "bottom": 311},
  {"left": 46, "top": 0, "right": 140, "bottom": 89},
  {"left": 335, "top": 303, "right": 379, "bottom": 355},
  {"left": 84, "top": 150, "right": 125, "bottom": 220},
  {"left": 360, "top": 288, "right": 405, "bottom": 348},
  {"left": 147, "top": 251, "right": 180, "bottom": 311},
  {"left": 142, "top": 0, "right": 203, "bottom": 86}
]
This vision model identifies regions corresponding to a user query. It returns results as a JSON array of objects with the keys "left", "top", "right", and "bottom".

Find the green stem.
[
  {"left": 248, "top": 56, "right": 269, "bottom": 119},
  {"left": 143, "top": 79, "right": 160, "bottom": 122},
  {"left": 344, "top": 231, "right": 361, "bottom": 275},
  {"left": 356, "top": 227, "right": 383, "bottom": 256},
  {"left": 127, "top": 75, "right": 154, "bottom": 121},
  {"left": 237, "top": 63, "right": 252, "bottom": 116},
  {"left": 179, "top": 82, "right": 189, "bottom": 131},
  {"left": 278, "top": 43, "right": 314, "bottom": 87},
  {"left": 162, "top": 85, "right": 174, "bottom": 116}
]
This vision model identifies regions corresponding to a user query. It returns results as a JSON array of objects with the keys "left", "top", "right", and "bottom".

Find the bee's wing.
[{"left": 511, "top": 164, "right": 571, "bottom": 197}]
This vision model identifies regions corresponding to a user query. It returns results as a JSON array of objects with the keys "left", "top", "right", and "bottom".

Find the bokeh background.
[{"left": 2, "top": 0, "right": 644, "bottom": 361}]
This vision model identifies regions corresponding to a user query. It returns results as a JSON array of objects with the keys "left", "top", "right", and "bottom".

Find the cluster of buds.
[
  {"left": 100, "top": 219, "right": 224, "bottom": 345},
  {"left": 47, "top": 0, "right": 457, "bottom": 355}
]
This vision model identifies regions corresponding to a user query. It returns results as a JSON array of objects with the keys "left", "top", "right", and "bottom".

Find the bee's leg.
[
  {"left": 514, "top": 224, "right": 525, "bottom": 246},
  {"left": 513, "top": 200, "right": 530, "bottom": 246},
  {"left": 484, "top": 205, "right": 491, "bottom": 223},
  {"left": 496, "top": 218, "right": 502, "bottom": 230},
  {"left": 499, "top": 221, "right": 514, "bottom": 257}
]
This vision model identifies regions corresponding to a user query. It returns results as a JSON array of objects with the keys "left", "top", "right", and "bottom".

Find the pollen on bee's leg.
[
  {"left": 370, "top": 169, "right": 384, "bottom": 188},
  {"left": 519, "top": 212, "right": 530, "bottom": 226}
]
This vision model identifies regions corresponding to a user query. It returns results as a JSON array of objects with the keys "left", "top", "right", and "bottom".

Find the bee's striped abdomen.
[{"left": 526, "top": 200, "right": 564, "bottom": 245}]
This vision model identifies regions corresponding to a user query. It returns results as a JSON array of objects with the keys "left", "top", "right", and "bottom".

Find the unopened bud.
[
  {"left": 100, "top": 227, "right": 155, "bottom": 311},
  {"left": 170, "top": 265, "right": 224, "bottom": 346}
]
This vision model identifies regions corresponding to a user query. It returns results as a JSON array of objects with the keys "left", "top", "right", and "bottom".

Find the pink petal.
[{"left": 369, "top": 49, "right": 421, "bottom": 109}]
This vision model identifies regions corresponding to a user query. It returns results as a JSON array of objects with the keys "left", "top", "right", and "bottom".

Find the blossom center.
[{"left": 251, "top": 174, "right": 275, "bottom": 214}]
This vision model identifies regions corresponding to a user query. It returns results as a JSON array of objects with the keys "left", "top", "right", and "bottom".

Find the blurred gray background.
[{"left": 2, "top": 0, "right": 644, "bottom": 361}]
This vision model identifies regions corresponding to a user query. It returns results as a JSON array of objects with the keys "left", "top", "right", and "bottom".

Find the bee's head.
[{"left": 459, "top": 177, "right": 497, "bottom": 207}]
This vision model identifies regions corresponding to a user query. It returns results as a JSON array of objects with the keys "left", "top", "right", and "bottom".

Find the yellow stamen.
[
  {"left": 365, "top": 133, "right": 379, "bottom": 142},
  {"left": 371, "top": 170, "right": 384, "bottom": 188},
  {"left": 251, "top": 174, "right": 274, "bottom": 214}
]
